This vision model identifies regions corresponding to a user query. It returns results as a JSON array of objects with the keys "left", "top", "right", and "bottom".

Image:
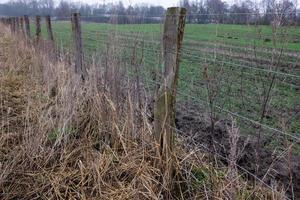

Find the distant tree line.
[
  {"left": 0, "top": 0, "right": 299, "bottom": 25},
  {"left": 180, "top": 0, "right": 299, "bottom": 25}
]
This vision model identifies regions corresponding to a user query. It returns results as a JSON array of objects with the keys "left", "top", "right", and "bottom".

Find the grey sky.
[
  {"left": 92, "top": 0, "right": 178, "bottom": 7},
  {"left": 0, "top": 0, "right": 179, "bottom": 7}
]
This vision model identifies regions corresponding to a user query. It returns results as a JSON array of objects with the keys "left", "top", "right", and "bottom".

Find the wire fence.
[
  {"left": 1, "top": 11, "right": 300, "bottom": 199},
  {"left": 33, "top": 12, "right": 299, "bottom": 143}
]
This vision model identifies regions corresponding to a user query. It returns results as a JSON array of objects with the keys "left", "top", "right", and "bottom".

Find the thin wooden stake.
[
  {"left": 45, "top": 15, "right": 54, "bottom": 42},
  {"left": 10, "top": 17, "right": 16, "bottom": 34},
  {"left": 153, "top": 7, "right": 186, "bottom": 194},
  {"left": 24, "top": 15, "right": 30, "bottom": 40},
  {"left": 20, "top": 17, "right": 25, "bottom": 36},
  {"left": 35, "top": 15, "right": 41, "bottom": 43},
  {"left": 15, "top": 17, "right": 20, "bottom": 33},
  {"left": 71, "top": 13, "right": 86, "bottom": 79}
]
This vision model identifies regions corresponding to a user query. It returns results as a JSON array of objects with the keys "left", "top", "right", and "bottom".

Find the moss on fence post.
[{"left": 153, "top": 6, "right": 186, "bottom": 196}]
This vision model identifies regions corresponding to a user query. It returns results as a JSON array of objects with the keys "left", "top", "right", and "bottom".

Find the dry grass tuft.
[{"left": 0, "top": 26, "right": 286, "bottom": 199}]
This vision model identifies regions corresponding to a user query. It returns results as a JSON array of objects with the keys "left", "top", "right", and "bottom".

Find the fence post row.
[
  {"left": 35, "top": 15, "right": 41, "bottom": 42},
  {"left": 21, "top": 15, "right": 30, "bottom": 40},
  {"left": 45, "top": 15, "right": 54, "bottom": 42},
  {"left": 71, "top": 13, "right": 86, "bottom": 79},
  {"left": 153, "top": 7, "right": 187, "bottom": 189}
]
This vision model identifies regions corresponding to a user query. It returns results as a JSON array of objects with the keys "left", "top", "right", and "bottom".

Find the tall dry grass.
[{"left": 0, "top": 25, "right": 286, "bottom": 199}]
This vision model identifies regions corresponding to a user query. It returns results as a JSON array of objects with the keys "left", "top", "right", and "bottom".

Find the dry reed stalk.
[{"left": 0, "top": 24, "right": 285, "bottom": 200}]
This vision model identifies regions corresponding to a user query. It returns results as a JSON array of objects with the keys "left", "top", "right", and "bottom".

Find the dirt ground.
[{"left": 175, "top": 101, "right": 300, "bottom": 199}]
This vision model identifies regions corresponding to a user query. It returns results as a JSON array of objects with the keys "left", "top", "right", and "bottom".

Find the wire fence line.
[
  {"left": 171, "top": 125, "right": 292, "bottom": 200},
  {"left": 87, "top": 38, "right": 299, "bottom": 78},
  {"left": 72, "top": 32, "right": 300, "bottom": 136},
  {"left": 1, "top": 9, "right": 300, "bottom": 198},
  {"left": 52, "top": 26, "right": 300, "bottom": 59},
  {"left": 121, "top": 58, "right": 300, "bottom": 144},
  {"left": 31, "top": 10, "right": 300, "bottom": 177},
  {"left": 128, "top": 94, "right": 292, "bottom": 200},
  {"left": 48, "top": 26, "right": 295, "bottom": 132},
  {"left": 84, "top": 39, "right": 300, "bottom": 92},
  {"left": 63, "top": 31, "right": 300, "bottom": 78},
  {"left": 79, "top": 32, "right": 300, "bottom": 65},
  {"left": 140, "top": 77, "right": 300, "bottom": 143},
  {"left": 42, "top": 11, "right": 300, "bottom": 19}
]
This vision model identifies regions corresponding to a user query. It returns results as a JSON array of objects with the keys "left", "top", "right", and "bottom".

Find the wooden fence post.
[
  {"left": 24, "top": 15, "right": 30, "bottom": 40},
  {"left": 10, "top": 18, "right": 13, "bottom": 32},
  {"left": 45, "top": 15, "right": 54, "bottom": 42},
  {"left": 8, "top": 18, "right": 10, "bottom": 31},
  {"left": 15, "top": 17, "right": 20, "bottom": 33},
  {"left": 153, "top": 7, "right": 186, "bottom": 193},
  {"left": 13, "top": 17, "right": 17, "bottom": 33},
  {"left": 71, "top": 13, "right": 86, "bottom": 79},
  {"left": 35, "top": 15, "right": 41, "bottom": 42},
  {"left": 3, "top": 18, "right": 6, "bottom": 25},
  {"left": 12, "top": 17, "right": 16, "bottom": 34},
  {"left": 20, "top": 17, "right": 24, "bottom": 35}
]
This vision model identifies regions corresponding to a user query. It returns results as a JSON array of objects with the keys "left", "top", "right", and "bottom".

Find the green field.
[
  {"left": 37, "top": 22, "right": 300, "bottom": 50},
  {"left": 35, "top": 21, "right": 300, "bottom": 151}
]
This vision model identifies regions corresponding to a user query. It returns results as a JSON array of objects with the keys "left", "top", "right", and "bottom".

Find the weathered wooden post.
[
  {"left": 35, "top": 15, "right": 41, "bottom": 43},
  {"left": 20, "top": 17, "right": 24, "bottom": 35},
  {"left": 153, "top": 7, "right": 186, "bottom": 192},
  {"left": 71, "top": 13, "right": 86, "bottom": 79},
  {"left": 8, "top": 18, "right": 13, "bottom": 33},
  {"left": 12, "top": 17, "right": 16, "bottom": 34},
  {"left": 3, "top": 18, "right": 6, "bottom": 25},
  {"left": 12, "top": 17, "right": 16, "bottom": 33},
  {"left": 9, "top": 18, "right": 12, "bottom": 32},
  {"left": 15, "top": 17, "right": 20, "bottom": 33},
  {"left": 45, "top": 15, "right": 54, "bottom": 42},
  {"left": 24, "top": 15, "right": 30, "bottom": 40}
]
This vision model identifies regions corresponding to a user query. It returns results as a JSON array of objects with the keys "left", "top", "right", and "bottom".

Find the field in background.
[
  {"left": 35, "top": 21, "right": 300, "bottom": 152},
  {"left": 41, "top": 22, "right": 300, "bottom": 50}
]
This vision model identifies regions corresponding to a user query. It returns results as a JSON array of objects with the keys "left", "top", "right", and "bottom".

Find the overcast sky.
[
  {"left": 94, "top": 0, "right": 178, "bottom": 7},
  {"left": 0, "top": 0, "right": 179, "bottom": 7}
]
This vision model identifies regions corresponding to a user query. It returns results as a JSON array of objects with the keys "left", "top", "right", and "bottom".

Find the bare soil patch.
[{"left": 175, "top": 101, "right": 300, "bottom": 199}]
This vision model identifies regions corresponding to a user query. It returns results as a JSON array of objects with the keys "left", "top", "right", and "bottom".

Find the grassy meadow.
[
  {"left": 35, "top": 21, "right": 300, "bottom": 150},
  {"left": 38, "top": 21, "right": 300, "bottom": 50}
]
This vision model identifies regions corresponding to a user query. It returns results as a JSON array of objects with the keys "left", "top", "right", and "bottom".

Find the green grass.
[
  {"left": 35, "top": 22, "right": 300, "bottom": 51},
  {"left": 33, "top": 21, "right": 300, "bottom": 152}
]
